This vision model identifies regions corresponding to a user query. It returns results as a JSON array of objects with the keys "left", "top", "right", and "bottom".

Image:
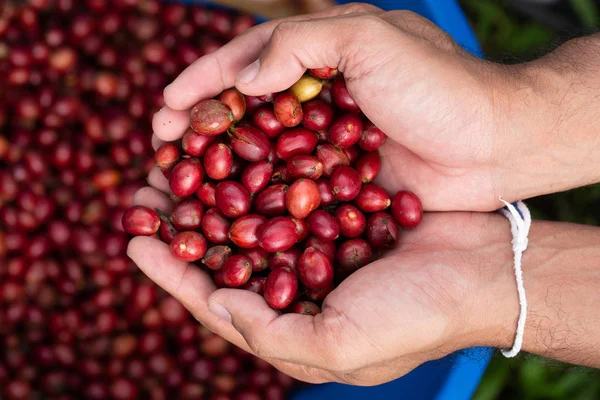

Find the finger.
[
  {"left": 147, "top": 166, "right": 171, "bottom": 195},
  {"left": 132, "top": 186, "right": 174, "bottom": 214},
  {"left": 127, "top": 237, "right": 211, "bottom": 309},
  {"left": 164, "top": 3, "right": 382, "bottom": 110},
  {"left": 163, "top": 27, "right": 265, "bottom": 111},
  {"left": 208, "top": 288, "right": 340, "bottom": 369},
  {"left": 152, "top": 106, "right": 191, "bottom": 142},
  {"left": 151, "top": 134, "right": 165, "bottom": 151},
  {"left": 126, "top": 237, "right": 252, "bottom": 352},
  {"left": 234, "top": 10, "right": 391, "bottom": 96}
]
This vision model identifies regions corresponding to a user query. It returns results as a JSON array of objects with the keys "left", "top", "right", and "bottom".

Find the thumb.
[
  {"left": 207, "top": 288, "right": 329, "bottom": 366},
  {"left": 234, "top": 9, "right": 387, "bottom": 95}
]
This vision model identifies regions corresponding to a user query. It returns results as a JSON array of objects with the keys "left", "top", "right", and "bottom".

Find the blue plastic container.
[{"left": 172, "top": 0, "right": 491, "bottom": 398}]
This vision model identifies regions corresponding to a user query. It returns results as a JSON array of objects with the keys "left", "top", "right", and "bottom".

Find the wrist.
[
  {"left": 423, "top": 212, "right": 516, "bottom": 355},
  {"left": 492, "top": 35, "right": 600, "bottom": 201},
  {"left": 519, "top": 221, "right": 600, "bottom": 367},
  {"left": 465, "top": 218, "right": 600, "bottom": 367},
  {"left": 452, "top": 212, "right": 517, "bottom": 350}
]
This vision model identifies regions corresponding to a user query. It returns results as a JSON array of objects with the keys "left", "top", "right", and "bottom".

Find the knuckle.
[
  {"left": 335, "top": 15, "right": 393, "bottom": 78},
  {"left": 271, "top": 21, "right": 300, "bottom": 45},
  {"left": 437, "top": 32, "right": 459, "bottom": 52},
  {"left": 397, "top": 9, "right": 421, "bottom": 20},
  {"left": 352, "top": 14, "right": 393, "bottom": 38},
  {"left": 424, "top": 28, "right": 459, "bottom": 53},
  {"left": 342, "top": 2, "right": 381, "bottom": 15},
  {"left": 383, "top": 10, "right": 459, "bottom": 53},
  {"left": 383, "top": 9, "right": 428, "bottom": 29}
]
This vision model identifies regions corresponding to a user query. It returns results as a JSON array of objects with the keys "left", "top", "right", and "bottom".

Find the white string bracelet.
[{"left": 498, "top": 198, "right": 531, "bottom": 358}]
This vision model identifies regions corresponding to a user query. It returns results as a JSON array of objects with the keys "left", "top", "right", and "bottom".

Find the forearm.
[
  {"left": 474, "top": 219, "right": 600, "bottom": 367},
  {"left": 495, "top": 33, "right": 600, "bottom": 200}
]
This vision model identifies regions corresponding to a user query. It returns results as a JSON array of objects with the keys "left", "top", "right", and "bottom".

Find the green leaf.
[
  {"left": 472, "top": 356, "right": 520, "bottom": 400},
  {"left": 519, "top": 358, "right": 551, "bottom": 398},
  {"left": 573, "top": 379, "right": 600, "bottom": 400},
  {"left": 570, "top": 0, "right": 600, "bottom": 29},
  {"left": 551, "top": 370, "right": 590, "bottom": 398}
]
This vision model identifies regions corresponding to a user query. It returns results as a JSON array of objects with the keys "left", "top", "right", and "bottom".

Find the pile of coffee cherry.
[{"left": 124, "top": 69, "right": 423, "bottom": 313}]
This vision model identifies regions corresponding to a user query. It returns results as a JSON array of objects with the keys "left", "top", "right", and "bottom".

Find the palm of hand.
[
  {"left": 306, "top": 212, "right": 501, "bottom": 384},
  {"left": 308, "top": 256, "right": 458, "bottom": 385},
  {"left": 129, "top": 175, "right": 507, "bottom": 384}
]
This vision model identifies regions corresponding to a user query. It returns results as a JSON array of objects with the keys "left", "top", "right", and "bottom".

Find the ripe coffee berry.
[
  {"left": 170, "top": 231, "right": 207, "bottom": 262},
  {"left": 391, "top": 190, "right": 423, "bottom": 229},
  {"left": 122, "top": 206, "right": 160, "bottom": 236}
]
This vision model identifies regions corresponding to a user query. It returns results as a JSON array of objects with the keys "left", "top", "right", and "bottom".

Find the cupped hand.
[
  {"left": 134, "top": 2, "right": 550, "bottom": 385},
  {"left": 152, "top": 2, "right": 557, "bottom": 212},
  {"left": 128, "top": 176, "right": 516, "bottom": 385}
]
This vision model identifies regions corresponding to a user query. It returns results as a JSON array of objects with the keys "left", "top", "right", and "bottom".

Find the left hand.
[{"left": 128, "top": 184, "right": 516, "bottom": 385}]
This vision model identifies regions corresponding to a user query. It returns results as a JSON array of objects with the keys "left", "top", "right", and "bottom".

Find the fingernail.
[
  {"left": 237, "top": 59, "right": 260, "bottom": 84},
  {"left": 208, "top": 302, "right": 232, "bottom": 323}
]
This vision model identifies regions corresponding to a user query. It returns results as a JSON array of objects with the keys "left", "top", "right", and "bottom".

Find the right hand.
[{"left": 153, "top": 3, "right": 598, "bottom": 211}]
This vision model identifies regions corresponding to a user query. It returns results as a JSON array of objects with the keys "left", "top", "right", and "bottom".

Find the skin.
[{"left": 131, "top": 3, "right": 600, "bottom": 385}]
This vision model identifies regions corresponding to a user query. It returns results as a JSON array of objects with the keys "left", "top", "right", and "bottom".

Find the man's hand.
[
  {"left": 135, "top": 2, "right": 600, "bottom": 385},
  {"left": 153, "top": 3, "right": 600, "bottom": 212},
  {"left": 128, "top": 185, "right": 516, "bottom": 385},
  {"left": 129, "top": 182, "right": 600, "bottom": 383}
]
